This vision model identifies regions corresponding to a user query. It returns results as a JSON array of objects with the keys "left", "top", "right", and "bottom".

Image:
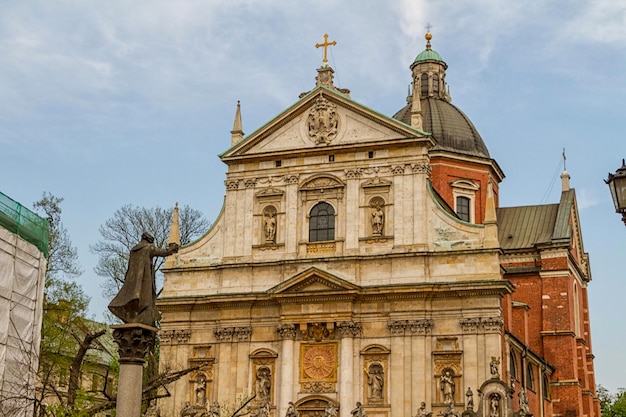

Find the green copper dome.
[{"left": 414, "top": 48, "right": 444, "bottom": 63}]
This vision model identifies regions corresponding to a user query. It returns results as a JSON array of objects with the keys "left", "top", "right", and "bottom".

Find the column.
[
  {"left": 284, "top": 176, "right": 299, "bottom": 255},
  {"left": 408, "top": 320, "right": 432, "bottom": 413},
  {"left": 112, "top": 324, "right": 156, "bottom": 417},
  {"left": 344, "top": 170, "right": 361, "bottom": 251},
  {"left": 387, "top": 321, "right": 406, "bottom": 417},
  {"left": 277, "top": 324, "right": 297, "bottom": 417},
  {"left": 337, "top": 321, "right": 361, "bottom": 416}
]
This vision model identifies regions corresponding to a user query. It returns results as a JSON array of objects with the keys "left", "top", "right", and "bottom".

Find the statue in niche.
[
  {"left": 195, "top": 374, "right": 207, "bottom": 406},
  {"left": 490, "top": 357, "right": 500, "bottom": 379},
  {"left": 286, "top": 402, "right": 299, "bottom": 417},
  {"left": 255, "top": 367, "right": 271, "bottom": 403},
  {"left": 350, "top": 402, "right": 367, "bottom": 417},
  {"left": 440, "top": 370, "right": 455, "bottom": 405},
  {"left": 370, "top": 200, "right": 385, "bottom": 236},
  {"left": 109, "top": 232, "right": 179, "bottom": 326},
  {"left": 263, "top": 207, "right": 277, "bottom": 243},
  {"left": 489, "top": 394, "right": 500, "bottom": 417},
  {"left": 466, "top": 387, "right": 474, "bottom": 410},
  {"left": 366, "top": 363, "right": 384, "bottom": 401},
  {"left": 414, "top": 402, "right": 432, "bottom": 417},
  {"left": 324, "top": 402, "right": 338, "bottom": 417}
]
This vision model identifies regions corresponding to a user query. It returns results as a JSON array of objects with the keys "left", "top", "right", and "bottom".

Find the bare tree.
[{"left": 91, "top": 204, "right": 210, "bottom": 300}]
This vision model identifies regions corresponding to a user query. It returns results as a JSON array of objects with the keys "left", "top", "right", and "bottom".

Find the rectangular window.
[
  {"left": 456, "top": 196, "right": 470, "bottom": 222},
  {"left": 275, "top": 160, "right": 282, "bottom": 167},
  {"left": 368, "top": 151, "right": 374, "bottom": 159},
  {"left": 328, "top": 155, "right": 335, "bottom": 162}
]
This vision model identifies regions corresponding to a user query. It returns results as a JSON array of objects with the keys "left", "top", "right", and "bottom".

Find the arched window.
[
  {"left": 509, "top": 351, "right": 518, "bottom": 382},
  {"left": 526, "top": 363, "right": 535, "bottom": 391},
  {"left": 421, "top": 73, "right": 429, "bottom": 96},
  {"left": 309, "top": 202, "right": 335, "bottom": 242},
  {"left": 456, "top": 196, "right": 471, "bottom": 222},
  {"left": 433, "top": 73, "right": 439, "bottom": 94},
  {"left": 542, "top": 374, "right": 550, "bottom": 399}
]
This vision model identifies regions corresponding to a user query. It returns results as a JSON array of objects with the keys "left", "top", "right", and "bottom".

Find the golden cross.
[{"left": 315, "top": 33, "right": 337, "bottom": 64}]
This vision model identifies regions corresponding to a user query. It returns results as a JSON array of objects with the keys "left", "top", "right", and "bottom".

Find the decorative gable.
[
  {"left": 267, "top": 267, "right": 360, "bottom": 295},
  {"left": 221, "top": 87, "right": 432, "bottom": 161}
]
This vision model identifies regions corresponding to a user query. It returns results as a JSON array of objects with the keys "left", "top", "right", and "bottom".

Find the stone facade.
[{"left": 158, "top": 35, "right": 599, "bottom": 417}]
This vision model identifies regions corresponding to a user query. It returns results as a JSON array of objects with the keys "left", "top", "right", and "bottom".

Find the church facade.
[{"left": 158, "top": 34, "right": 599, "bottom": 417}]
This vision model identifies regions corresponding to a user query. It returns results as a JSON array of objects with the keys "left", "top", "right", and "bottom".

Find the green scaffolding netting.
[{"left": 0, "top": 191, "right": 49, "bottom": 257}]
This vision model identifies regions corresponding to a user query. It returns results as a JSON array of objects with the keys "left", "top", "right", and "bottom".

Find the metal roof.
[
  {"left": 496, "top": 204, "right": 559, "bottom": 250},
  {"left": 393, "top": 98, "right": 490, "bottom": 158}
]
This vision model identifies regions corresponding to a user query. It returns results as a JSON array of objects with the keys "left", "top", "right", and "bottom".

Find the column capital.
[
  {"left": 112, "top": 324, "right": 157, "bottom": 364},
  {"left": 336, "top": 320, "right": 362, "bottom": 338},
  {"left": 276, "top": 323, "right": 297, "bottom": 339}
]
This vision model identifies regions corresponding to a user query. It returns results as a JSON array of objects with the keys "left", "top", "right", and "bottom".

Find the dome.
[
  {"left": 414, "top": 48, "right": 444, "bottom": 64},
  {"left": 393, "top": 99, "right": 490, "bottom": 158}
]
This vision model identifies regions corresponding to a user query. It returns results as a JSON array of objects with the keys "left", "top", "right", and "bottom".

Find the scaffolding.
[{"left": 0, "top": 191, "right": 49, "bottom": 258}]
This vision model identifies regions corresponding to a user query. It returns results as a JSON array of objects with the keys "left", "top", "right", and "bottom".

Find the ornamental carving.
[
  {"left": 176, "top": 329, "right": 192, "bottom": 343},
  {"left": 285, "top": 174, "right": 300, "bottom": 184},
  {"left": 276, "top": 323, "right": 297, "bottom": 339},
  {"left": 387, "top": 320, "right": 408, "bottom": 336},
  {"left": 301, "top": 343, "right": 337, "bottom": 381},
  {"left": 301, "top": 322, "right": 334, "bottom": 342},
  {"left": 158, "top": 329, "right": 191, "bottom": 345},
  {"left": 159, "top": 329, "right": 175, "bottom": 344},
  {"left": 301, "top": 177, "right": 343, "bottom": 190},
  {"left": 411, "top": 163, "right": 431, "bottom": 175},
  {"left": 300, "top": 381, "right": 335, "bottom": 393},
  {"left": 392, "top": 165, "right": 406, "bottom": 175},
  {"left": 459, "top": 317, "right": 504, "bottom": 333},
  {"left": 112, "top": 326, "right": 155, "bottom": 363},
  {"left": 345, "top": 169, "right": 363, "bottom": 179},
  {"left": 214, "top": 326, "right": 252, "bottom": 342},
  {"left": 336, "top": 321, "right": 362, "bottom": 338},
  {"left": 244, "top": 178, "right": 258, "bottom": 188},
  {"left": 306, "top": 96, "right": 339, "bottom": 145},
  {"left": 408, "top": 319, "right": 434, "bottom": 335},
  {"left": 225, "top": 179, "right": 240, "bottom": 190}
]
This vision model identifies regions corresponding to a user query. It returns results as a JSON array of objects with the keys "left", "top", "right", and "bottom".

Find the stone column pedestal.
[{"left": 112, "top": 323, "right": 157, "bottom": 417}]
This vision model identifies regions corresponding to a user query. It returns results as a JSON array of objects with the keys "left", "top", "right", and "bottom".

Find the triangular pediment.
[
  {"left": 267, "top": 267, "right": 360, "bottom": 295},
  {"left": 221, "top": 86, "right": 432, "bottom": 161}
]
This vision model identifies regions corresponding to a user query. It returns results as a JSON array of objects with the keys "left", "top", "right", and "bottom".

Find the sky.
[{"left": 1, "top": 0, "right": 625, "bottom": 392}]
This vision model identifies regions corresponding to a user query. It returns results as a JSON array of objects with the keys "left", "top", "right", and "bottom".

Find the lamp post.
[{"left": 606, "top": 159, "right": 626, "bottom": 225}]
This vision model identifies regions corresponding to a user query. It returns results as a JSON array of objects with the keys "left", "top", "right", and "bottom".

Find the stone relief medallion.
[
  {"left": 300, "top": 343, "right": 338, "bottom": 382},
  {"left": 306, "top": 96, "right": 340, "bottom": 145}
]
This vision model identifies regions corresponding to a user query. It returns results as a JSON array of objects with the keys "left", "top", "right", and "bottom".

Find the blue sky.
[{"left": 2, "top": 1, "right": 625, "bottom": 392}]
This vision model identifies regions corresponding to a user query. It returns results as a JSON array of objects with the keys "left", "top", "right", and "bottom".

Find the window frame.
[{"left": 309, "top": 202, "right": 336, "bottom": 242}]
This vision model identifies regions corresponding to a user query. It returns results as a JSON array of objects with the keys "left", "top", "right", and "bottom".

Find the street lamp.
[{"left": 606, "top": 159, "right": 626, "bottom": 225}]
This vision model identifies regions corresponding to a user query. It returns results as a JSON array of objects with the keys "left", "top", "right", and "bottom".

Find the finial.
[
  {"left": 231, "top": 100, "right": 244, "bottom": 146},
  {"left": 425, "top": 23, "right": 433, "bottom": 50},
  {"left": 168, "top": 202, "right": 181, "bottom": 247},
  {"left": 315, "top": 33, "right": 337, "bottom": 65},
  {"left": 561, "top": 148, "right": 571, "bottom": 191}
]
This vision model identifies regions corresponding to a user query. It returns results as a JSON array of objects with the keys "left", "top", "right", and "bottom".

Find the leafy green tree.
[
  {"left": 599, "top": 385, "right": 626, "bottom": 417},
  {"left": 91, "top": 204, "right": 210, "bottom": 300},
  {"left": 31, "top": 193, "right": 113, "bottom": 417}
]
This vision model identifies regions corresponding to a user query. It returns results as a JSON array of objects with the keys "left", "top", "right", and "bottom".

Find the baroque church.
[{"left": 158, "top": 33, "right": 599, "bottom": 417}]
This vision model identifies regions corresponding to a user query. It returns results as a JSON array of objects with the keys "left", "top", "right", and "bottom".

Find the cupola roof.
[{"left": 412, "top": 32, "right": 447, "bottom": 68}]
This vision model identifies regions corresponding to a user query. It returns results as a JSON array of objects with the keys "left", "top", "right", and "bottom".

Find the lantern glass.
[{"left": 607, "top": 159, "right": 626, "bottom": 213}]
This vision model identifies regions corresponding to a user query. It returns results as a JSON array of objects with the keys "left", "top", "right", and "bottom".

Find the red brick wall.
[{"left": 429, "top": 156, "right": 499, "bottom": 224}]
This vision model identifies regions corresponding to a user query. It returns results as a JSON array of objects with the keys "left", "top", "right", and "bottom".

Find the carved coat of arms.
[{"left": 307, "top": 97, "right": 339, "bottom": 145}]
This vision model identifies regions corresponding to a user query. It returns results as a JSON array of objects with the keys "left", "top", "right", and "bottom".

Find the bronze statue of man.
[{"left": 108, "top": 232, "right": 179, "bottom": 326}]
